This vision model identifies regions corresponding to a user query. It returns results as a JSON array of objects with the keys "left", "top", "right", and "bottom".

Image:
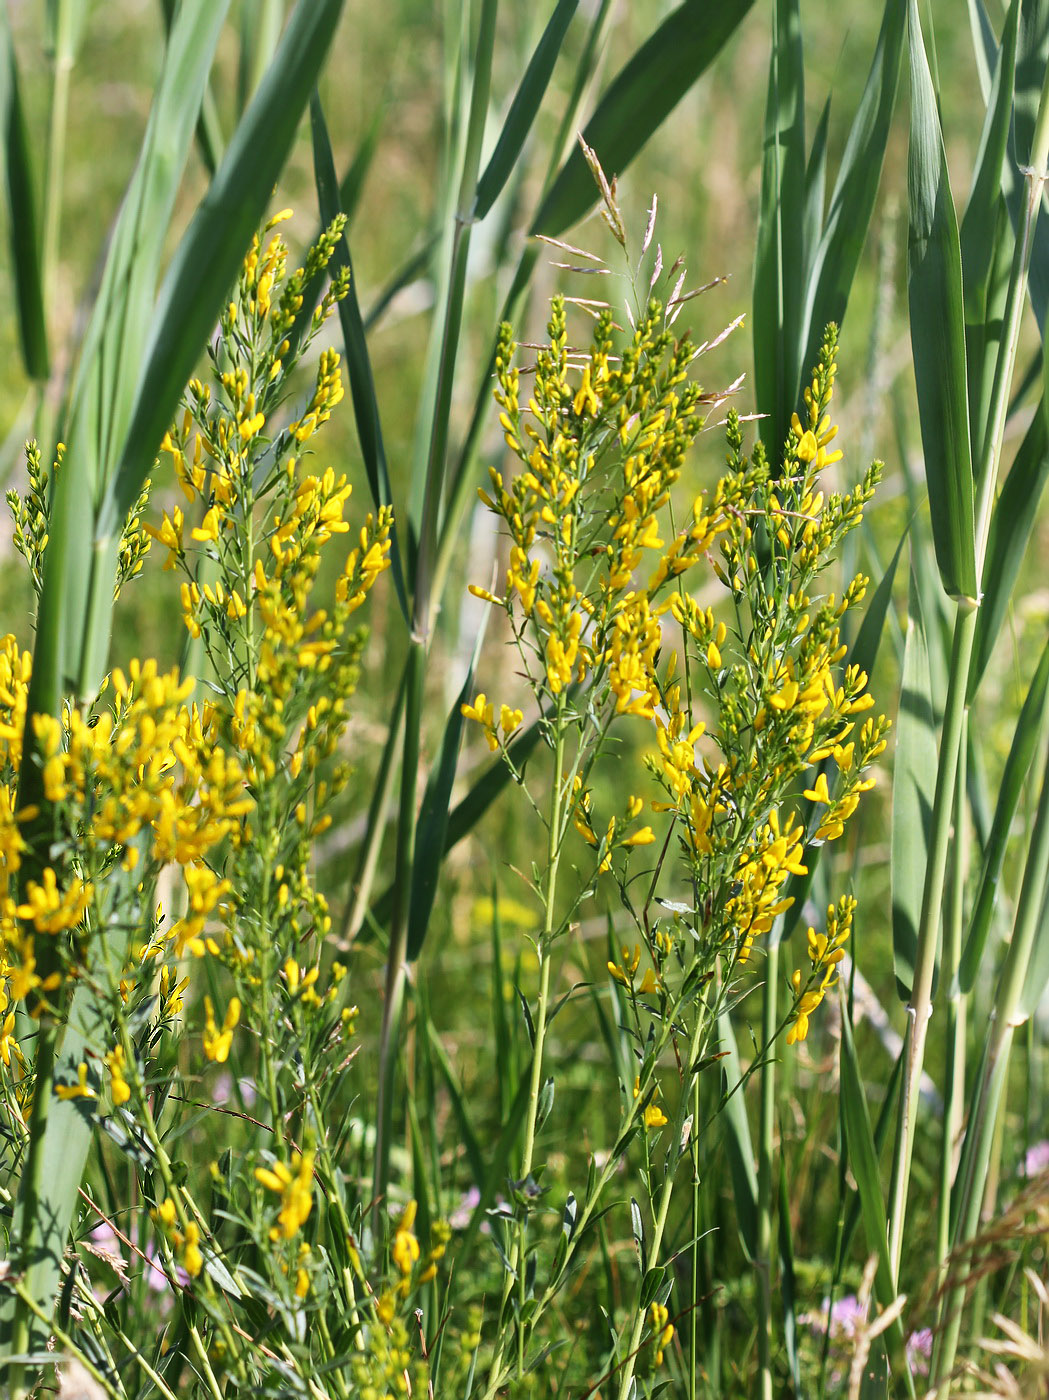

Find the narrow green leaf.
[
  {"left": 970, "top": 400, "right": 1049, "bottom": 700},
  {"left": 426, "top": 1023, "right": 486, "bottom": 1188},
  {"left": 407, "top": 617, "right": 489, "bottom": 960},
  {"left": 531, "top": 0, "right": 757, "bottom": 237},
  {"left": 777, "top": 1153, "right": 802, "bottom": 1398},
  {"left": 906, "top": 0, "right": 977, "bottom": 602},
  {"left": 892, "top": 566, "right": 939, "bottom": 1000},
  {"left": 454, "top": 1071, "right": 531, "bottom": 1267},
  {"left": 237, "top": 0, "right": 285, "bottom": 112},
  {"left": 800, "top": 0, "right": 906, "bottom": 382},
  {"left": 961, "top": 631, "right": 1049, "bottom": 992},
  {"left": 851, "top": 528, "right": 907, "bottom": 685},
  {"left": 474, "top": 0, "right": 578, "bottom": 220},
  {"left": 718, "top": 1011, "right": 758, "bottom": 1263},
  {"left": 0, "top": 9, "right": 48, "bottom": 379},
  {"left": 1019, "top": 881, "right": 1049, "bottom": 1019},
  {"left": 753, "top": 0, "right": 807, "bottom": 459},
  {"left": 489, "top": 890, "right": 514, "bottom": 1120},
  {"left": 970, "top": 0, "right": 1049, "bottom": 334},
  {"left": 36, "top": 0, "right": 231, "bottom": 706},
  {"left": 959, "top": 1, "right": 1018, "bottom": 448},
  {"left": 310, "top": 90, "right": 409, "bottom": 620},
  {"left": 104, "top": 0, "right": 346, "bottom": 532},
  {"left": 839, "top": 1010, "right": 912, "bottom": 1390}
]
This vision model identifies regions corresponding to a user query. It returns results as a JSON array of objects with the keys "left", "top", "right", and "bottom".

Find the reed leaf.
[
  {"left": 891, "top": 566, "right": 938, "bottom": 1001},
  {"left": 531, "top": 0, "right": 757, "bottom": 239},
  {"left": 0, "top": 8, "right": 47, "bottom": 381},
  {"left": 961, "top": 631, "right": 1049, "bottom": 991},
  {"left": 474, "top": 0, "right": 578, "bottom": 220},
  {"left": 753, "top": 0, "right": 806, "bottom": 458},
  {"left": 310, "top": 91, "right": 409, "bottom": 619},
  {"left": 799, "top": 0, "right": 906, "bottom": 386},
  {"left": 718, "top": 1011, "right": 758, "bottom": 1263},
  {"left": 969, "top": 399, "right": 1049, "bottom": 700},
  {"left": 906, "top": 0, "right": 977, "bottom": 603}
]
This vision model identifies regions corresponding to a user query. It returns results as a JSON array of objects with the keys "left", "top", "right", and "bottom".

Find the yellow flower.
[
  {"left": 55, "top": 1061, "right": 95, "bottom": 1100},
  {"left": 644, "top": 1103, "right": 668, "bottom": 1130},
  {"left": 105, "top": 1045, "right": 131, "bottom": 1105},
  {"left": 255, "top": 1150, "right": 315, "bottom": 1239},
  {"left": 202, "top": 995, "right": 240, "bottom": 1064}
]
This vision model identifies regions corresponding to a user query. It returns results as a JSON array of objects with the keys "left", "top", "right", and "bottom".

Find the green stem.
[
  {"left": 937, "top": 733, "right": 967, "bottom": 1272},
  {"left": 483, "top": 703, "right": 566, "bottom": 1395},
  {"left": 756, "top": 941, "right": 779, "bottom": 1400},
  {"left": 615, "top": 1009, "right": 710, "bottom": 1400},
  {"left": 373, "top": 640, "right": 423, "bottom": 1227},
  {"left": 9, "top": 1020, "right": 57, "bottom": 1400},
  {"left": 888, "top": 40, "right": 1049, "bottom": 1285},
  {"left": 932, "top": 724, "right": 1049, "bottom": 1386}
]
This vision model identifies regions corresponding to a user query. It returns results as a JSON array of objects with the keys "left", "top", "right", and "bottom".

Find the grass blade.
[
  {"left": 718, "top": 1011, "right": 758, "bottom": 1263},
  {"left": 851, "top": 529, "right": 906, "bottom": 684},
  {"left": 891, "top": 565, "right": 938, "bottom": 1001},
  {"left": 0, "top": 8, "right": 48, "bottom": 380},
  {"left": 969, "top": 399, "right": 1049, "bottom": 700},
  {"left": 906, "top": 0, "right": 976, "bottom": 603},
  {"left": 408, "top": 616, "right": 489, "bottom": 960},
  {"left": 961, "top": 631, "right": 1049, "bottom": 992},
  {"left": 531, "top": 0, "right": 757, "bottom": 238},
  {"left": 474, "top": 0, "right": 578, "bottom": 220},
  {"left": 839, "top": 1008, "right": 912, "bottom": 1392},
  {"left": 106, "top": 0, "right": 345, "bottom": 531},
  {"left": 310, "top": 90, "right": 409, "bottom": 620},
  {"left": 800, "top": 0, "right": 906, "bottom": 384},
  {"left": 959, "top": 0, "right": 1018, "bottom": 447},
  {"left": 753, "top": 0, "right": 807, "bottom": 458}
]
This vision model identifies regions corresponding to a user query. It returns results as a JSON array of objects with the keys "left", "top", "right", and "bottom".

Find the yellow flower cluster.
[
  {"left": 0, "top": 647, "right": 252, "bottom": 1038},
  {"left": 640, "top": 326, "right": 889, "bottom": 1035},
  {"left": 786, "top": 894, "right": 856, "bottom": 1044},
  {"left": 255, "top": 1150, "right": 316, "bottom": 1241}
]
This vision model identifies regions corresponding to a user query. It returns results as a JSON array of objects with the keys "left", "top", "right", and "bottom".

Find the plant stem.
[
  {"left": 755, "top": 940, "right": 779, "bottom": 1400},
  {"left": 483, "top": 704, "right": 566, "bottom": 1396},
  {"left": 9, "top": 1020, "right": 57, "bottom": 1400},
  {"left": 937, "top": 735, "right": 967, "bottom": 1272},
  {"left": 888, "top": 61, "right": 1049, "bottom": 1275},
  {"left": 615, "top": 1009, "right": 710, "bottom": 1400},
  {"left": 932, "top": 725, "right": 1049, "bottom": 1386}
]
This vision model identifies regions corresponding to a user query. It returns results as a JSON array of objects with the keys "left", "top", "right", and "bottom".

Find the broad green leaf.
[
  {"left": 310, "top": 91, "right": 409, "bottom": 620},
  {"left": 0, "top": 9, "right": 48, "bottom": 379},
  {"left": 892, "top": 565, "right": 938, "bottom": 1000},
  {"left": 718, "top": 1011, "right": 758, "bottom": 1262},
  {"left": 531, "top": 0, "right": 757, "bottom": 238},
  {"left": 800, "top": 0, "right": 906, "bottom": 383},
  {"left": 474, "top": 0, "right": 578, "bottom": 220},
  {"left": 970, "top": 400, "right": 1049, "bottom": 700},
  {"left": 962, "top": 632, "right": 1049, "bottom": 992},
  {"left": 753, "top": 0, "right": 807, "bottom": 459},
  {"left": 906, "top": 0, "right": 977, "bottom": 602}
]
